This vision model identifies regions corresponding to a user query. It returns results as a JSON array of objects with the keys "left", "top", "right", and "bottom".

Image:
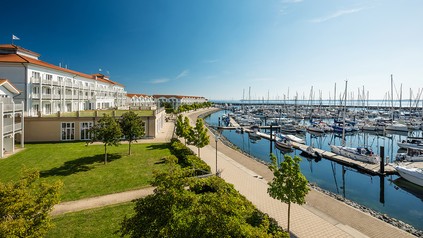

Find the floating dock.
[{"left": 240, "top": 128, "right": 405, "bottom": 176}]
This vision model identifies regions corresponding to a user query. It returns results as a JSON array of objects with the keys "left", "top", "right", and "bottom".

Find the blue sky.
[{"left": 1, "top": 0, "right": 422, "bottom": 100}]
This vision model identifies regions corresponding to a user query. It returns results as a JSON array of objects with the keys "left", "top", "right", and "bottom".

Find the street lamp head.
[{"left": 214, "top": 134, "right": 220, "bottom": 142}]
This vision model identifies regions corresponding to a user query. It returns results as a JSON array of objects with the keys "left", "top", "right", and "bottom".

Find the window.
[
  {"left": 32, "top": 71, "right": 40, "bottom": 79},
  {"left": 32, "top": 87, "right": 39, "bottom": 94},
  {"left": 61, "top": 122, "right": 75, "bottom": 141},
  {"left": 80, "top": 122, "right": 93, "bottom": 140}
]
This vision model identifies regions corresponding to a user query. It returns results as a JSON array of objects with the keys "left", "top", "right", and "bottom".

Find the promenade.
[{"left": 185, "top": 108, "right": 415, "bottom": 238}]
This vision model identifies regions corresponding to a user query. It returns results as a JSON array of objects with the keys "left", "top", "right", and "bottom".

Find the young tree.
[
  {"left": 267, "top": 154, "right": 309, "bottom": 233},
  {"left": 0, "top": 169, "right": 62, "bottom": 238},
  {"left": 188, "top": 118, "right": 210, "bottom": 157},
  {"left": 120, "top": 111, "right": 145, "bottom": 155},
  {"left": 182, "top": 116, "right": 192, "bottom": 145},
  {"left": 89, "top": 114, "right": 123, "bottom": 164},
  {"left": 175, "top": 114, "right": 184, "bottom": 138}
]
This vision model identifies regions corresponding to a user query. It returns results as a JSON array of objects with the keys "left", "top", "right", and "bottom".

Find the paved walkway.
[{"left": 52, "top": 187, "right": 154, "bottom": 216}]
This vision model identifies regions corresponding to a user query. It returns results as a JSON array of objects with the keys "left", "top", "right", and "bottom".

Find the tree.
[
  {"left": 267, "top": 154, "right": 309, "bottom": 233},
  {"left": 89, "top": 114, "right": 123, "bottom": 164},
  {"left": 182, "top": 116, "right": 192, "bottom": 145},
  {"left": 119, "top": 163, "right": 287, "bottom": 238},
  {"left": 175, "top": 114, "right": 184, "bottom": 138},
  {"left": 0, "top": 169, "right": 62, "bottom": 238},
  {"left": 188, "top": 118, "right": 210, "bottom": 157},
  {"left": 120, "top": 111, "right": 145, "bottom": 155}
]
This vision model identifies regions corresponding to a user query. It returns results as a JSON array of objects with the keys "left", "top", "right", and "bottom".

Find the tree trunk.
[
  {"left": 104, "top": 144, "right": 108, "bottom": 164},
  {"left": 198, "top": 147, "right": 200, "bottom": 157},
  {"left": 287, "top": 202, "right": 291, "bottom": 233},
  {"left": 129, "top": 141, "right": 132, "bottom": 155}
]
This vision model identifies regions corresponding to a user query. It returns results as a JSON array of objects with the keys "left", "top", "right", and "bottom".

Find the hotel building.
[
  {"left": 153, "top": 95, "right": 207, "bottom": 109},
  {"left": 0, "top": 44, "right": 127, "bottom": 117},
  {"left": 127, "top": 93, "right": 156, "bottom": 110}
]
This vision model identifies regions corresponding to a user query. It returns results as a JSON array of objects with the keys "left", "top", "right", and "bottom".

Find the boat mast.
[
  {"left": 391, "top": 74, "right": 394, "bottom": 121},
  {"left": 342, "top": 80, "right": 348, "bottom": 146}
]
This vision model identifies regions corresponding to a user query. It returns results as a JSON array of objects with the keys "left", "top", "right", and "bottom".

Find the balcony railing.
[
  {"left": 31, "top": 77, "right": 41, "bottom": 83},
  {"left": 2, "top": 103, "right": 23, "bottom": 112},
  {"left": 3, "top": 123, "right": 22, "bottom": 134}
]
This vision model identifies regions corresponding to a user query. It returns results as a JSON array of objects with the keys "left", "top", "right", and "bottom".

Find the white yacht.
[
  {"left": 392, "top": 164, "right": 423, "bottom": 187},
  {"left": 330, "top": 145, "right": 380, "bottom": 164}
]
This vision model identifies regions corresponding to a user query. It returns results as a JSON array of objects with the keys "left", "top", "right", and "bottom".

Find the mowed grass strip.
[
  {"left": 0, "top": 142, "right": 171, "bottom": 201},
  {"left": 46, "top": 202, "right": 134, "bottom": 238}
]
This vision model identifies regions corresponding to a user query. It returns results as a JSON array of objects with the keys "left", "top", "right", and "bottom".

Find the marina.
[{"left": 204, "top": 108, "right": 423, "bottom": 231}]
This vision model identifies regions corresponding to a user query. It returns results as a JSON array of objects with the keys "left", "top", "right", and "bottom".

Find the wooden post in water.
[
  {"left": 379, "top": 146, "right": 385, "bottom": 174},
  {"left": 269, "top": 125, "right": 273, "bottom": 155}
]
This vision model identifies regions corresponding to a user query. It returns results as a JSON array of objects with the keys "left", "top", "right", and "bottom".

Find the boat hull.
[
  {"left": 330, "top": 145, "right": 379, "bottom": 164},
  {"left": 394, "top": 165, "right": 423, "bottom": 187}
]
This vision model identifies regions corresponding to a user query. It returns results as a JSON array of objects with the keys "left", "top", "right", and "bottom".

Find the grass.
[
  {"left": 46, "top": 202, "right": 135, "bottom": 238},
  {"left": 0, "top": 142, "right": 171, "bottom": 201}
]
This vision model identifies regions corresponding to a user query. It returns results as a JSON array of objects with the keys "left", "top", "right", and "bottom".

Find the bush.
[{"left": 170, "top": 138, "right": 211, "bottom": 175}]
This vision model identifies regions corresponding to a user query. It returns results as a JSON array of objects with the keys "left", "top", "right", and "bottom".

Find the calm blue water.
[{"left": 204, "top": 110, "right": 423, "bottom": 231}]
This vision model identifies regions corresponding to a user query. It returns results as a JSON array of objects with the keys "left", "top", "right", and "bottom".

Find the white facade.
[
  {"left": 0, "top": 44, "right": 127, "bottom": 117},
  {"left": 127, "top": 94, "right": 156, "bottom": 110},
  {"left": 153, "top": 95, "right": 207, "bottom": 109},
  {"left": 0, "top": 79, "right": 24, "bottom": 158}
]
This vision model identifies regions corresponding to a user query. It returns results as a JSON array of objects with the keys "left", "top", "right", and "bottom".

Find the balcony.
[
  {"left": 3, "top": 123, "right": 23, "bottom": 134},
  {"left": 31, "top": 77, "right": 41, "bottom": 83}
]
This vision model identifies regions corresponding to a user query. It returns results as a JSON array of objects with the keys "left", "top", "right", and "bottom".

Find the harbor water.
[{"left": 204, "top": 110, "right": 423, "bottom": 231}]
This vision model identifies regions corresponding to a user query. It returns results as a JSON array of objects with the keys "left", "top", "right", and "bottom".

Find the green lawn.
[
  {"left": 0, "top": 142, "right": 171, "bottom": 201},
  {"left": 46, "top": 202, "right": 135, "bottom": 238}
]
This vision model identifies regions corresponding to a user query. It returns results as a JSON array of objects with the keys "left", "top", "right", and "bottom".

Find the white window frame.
[
  {"left": 61, "top": 122, "right": 75, "bottom": 141},
  {"left": 80, "top": 122, "right": 93, "bottom": 140}
]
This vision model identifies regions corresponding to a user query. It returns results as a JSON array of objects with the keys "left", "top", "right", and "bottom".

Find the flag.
[{"left": 12, "top": 35, "right": 20, "bottom": 40}]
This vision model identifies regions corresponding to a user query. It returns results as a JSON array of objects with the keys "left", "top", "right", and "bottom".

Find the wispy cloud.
[
  {"left": 310, "top": 8, "right": 363, "bottom": 23},
  {"left": 175, "top": 69, "right": 189, "bottom": 80},
  {"left": 150, "top": 78, "right": 170, "bottom": 84},
  {"left": 203, "top": 59, "right": 219, "bottom": 64},
  {"left": 282, "top": 0, "right": 303, "bottom": 3}
]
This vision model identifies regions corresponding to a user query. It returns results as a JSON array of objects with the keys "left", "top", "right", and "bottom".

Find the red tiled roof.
[
  {"left": 127, "top": 93, "right": 151, "bottom": 98},
  {"left": 0, "top": 45, "right": 123, "bottom": 87},
  {"left": 152, "top": 95, "right": 205, "bottom": 99},
  {"left": 0, "top": 44, "right": 40, "bottom": 57}
]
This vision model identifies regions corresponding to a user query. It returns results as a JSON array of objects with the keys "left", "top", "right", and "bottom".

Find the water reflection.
[{"left": 204, "top": 111, "right": 423, "bottom": 230}]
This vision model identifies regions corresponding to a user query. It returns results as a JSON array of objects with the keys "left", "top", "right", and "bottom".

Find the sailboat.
[{"left": 330, "top": 80, "right": 381, "bottom": 164}]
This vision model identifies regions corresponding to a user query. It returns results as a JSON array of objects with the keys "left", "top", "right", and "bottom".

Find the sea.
[{"left": 204, "top": 110, "right": 423, "bottom": 231}]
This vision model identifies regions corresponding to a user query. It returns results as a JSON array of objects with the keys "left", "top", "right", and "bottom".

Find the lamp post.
[{"left": 215, "top": 134, "right": 220, "bottom": 176}]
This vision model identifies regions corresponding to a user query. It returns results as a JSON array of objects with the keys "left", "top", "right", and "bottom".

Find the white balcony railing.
[{"left": 31, "top": 77, "right": 41, "bottom": 83}]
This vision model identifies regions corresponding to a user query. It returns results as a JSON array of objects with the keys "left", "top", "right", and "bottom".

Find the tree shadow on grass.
[
  {"left": 145, "top": 143, "right": 171, "bottom": 151},
  {"left": 40, "top": 153, "right": 122, "bottom": 177}
]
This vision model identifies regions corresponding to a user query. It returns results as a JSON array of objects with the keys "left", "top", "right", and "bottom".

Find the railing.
[
  {"left": 41, "top": 79, "right": 52, "bottom": 84},
  {"left": 3, "top": 124, "right": 12, "bottom": 134},
  {"left": 31, "top": 77, "right": 40, "bottom": 83}
]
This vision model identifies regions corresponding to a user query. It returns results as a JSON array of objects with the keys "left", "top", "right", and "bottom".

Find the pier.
[{"left": 235, "top": 127, "right": 413, "bottom": 176}]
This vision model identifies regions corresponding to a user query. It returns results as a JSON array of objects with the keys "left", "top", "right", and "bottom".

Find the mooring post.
[
  {"left": 379, "top": 146, "right": 385, "bottom": 174},
  {"left": 269, "top": 125, "right": 273, "bottom": 155}
]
